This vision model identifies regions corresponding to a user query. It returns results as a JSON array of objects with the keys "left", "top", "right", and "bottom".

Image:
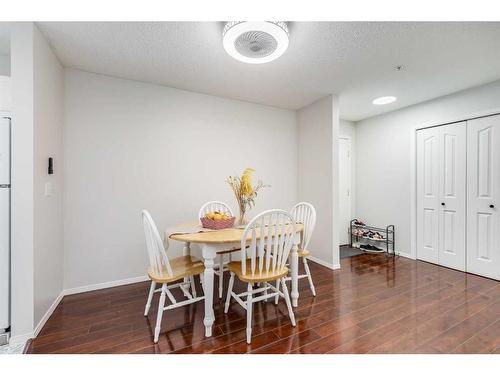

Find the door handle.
[{"left": 490, "top": 204, "right": 495, "bottom": 209}]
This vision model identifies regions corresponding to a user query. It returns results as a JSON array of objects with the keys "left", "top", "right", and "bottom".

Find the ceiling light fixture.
[
  {"left": 372, "top": 96, "right": 397, "bottom": 105},
  {"left": 222, "top": 21, "right": 289, "bottom": 64}
]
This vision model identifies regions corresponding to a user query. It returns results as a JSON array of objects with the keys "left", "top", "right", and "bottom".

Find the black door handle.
[
  {"left": 441, "top": 202, "right": 445, "bottom": 206},
  {"left": 490, "top": 204, "right": 495, "bottom": 209}
]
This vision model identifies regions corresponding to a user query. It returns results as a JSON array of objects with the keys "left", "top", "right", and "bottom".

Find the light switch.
[{"left": 45, "top": 182, "right": 52, "bottom": 197}]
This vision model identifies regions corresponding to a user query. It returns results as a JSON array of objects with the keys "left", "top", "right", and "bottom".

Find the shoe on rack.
[
  {"left": 360, "top": 244, "right": 384, "bottom": 252},
  {"left": 354, "top": 219, "right": 365, "bottom": 226}
]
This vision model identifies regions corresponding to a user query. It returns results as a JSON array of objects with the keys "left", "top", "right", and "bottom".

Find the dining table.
[{"left": 168, "top": 221, "right": 304, "bottom": 337}]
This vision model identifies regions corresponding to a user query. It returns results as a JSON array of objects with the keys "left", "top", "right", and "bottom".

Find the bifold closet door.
[
  {"left": 438, "top": 123, "right": 466, "bottom": 271},
  {"left": 417, "top": 126, "right": 440, "bottom": 264},
  {"left": 416, "top": 122, "right": 466, "bottom": 270},
  {"left": 467, "top": 115, "right": 500, "bottom": 280}
]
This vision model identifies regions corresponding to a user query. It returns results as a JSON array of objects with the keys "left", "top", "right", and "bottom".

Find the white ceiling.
[{"left": 36, "top": 22, "right": 500, "bottom": 121}]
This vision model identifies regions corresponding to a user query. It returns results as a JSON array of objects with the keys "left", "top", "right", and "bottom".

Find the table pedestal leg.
[
  {"left": 183, "top": 242, "right": 191, "bottom": 297},
  {"left": 290, "top": 242, "right": 299, "bottom": 307},
  {"left": 183, "top": 242, "right": 191, "bottom": 257},
  {"left": 202, "top": 244, "right": 216, "bottom": 337}
]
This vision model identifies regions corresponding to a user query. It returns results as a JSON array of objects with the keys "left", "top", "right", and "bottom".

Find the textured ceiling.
[{"left": 35, "top": 22, "right": 500, "bottom": 121}]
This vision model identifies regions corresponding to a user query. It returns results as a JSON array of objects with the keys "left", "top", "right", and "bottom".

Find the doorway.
[{"left": 339, "top": 137, "right": 352, "bottom": 246}]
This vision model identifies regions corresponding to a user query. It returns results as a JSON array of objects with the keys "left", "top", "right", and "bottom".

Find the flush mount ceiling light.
[
  {"left": 222, "top": 21, "right": 289, "bottom": 64},
  {"left": 372, "top": 96, "right": 397, "bottom": 105}
]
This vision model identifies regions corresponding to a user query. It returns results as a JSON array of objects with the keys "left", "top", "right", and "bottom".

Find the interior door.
[
  {"left": 467, "top": 115, "right": 500, "bottom": 280},
  {"left": 0, "top": 117, "right": 9, "bottom": 329},
  {"left": 0, "top": 117, "right": 9, "bottom": 185},
  {"left": 0, "top": 187, "right": 9, "bottom": 329},
  {"left": 438, "top": 122, "right": 466, "bottom": 271},
  {"left": 338, "top": 137, "right": 351, "bottom": 245},
  {"left": 417, "top": 126, "right": 441, "bottom": 264}
]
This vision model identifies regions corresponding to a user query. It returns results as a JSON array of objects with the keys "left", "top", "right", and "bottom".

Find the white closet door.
[
  {"left": 417, "top": 123, "right": 466, "bottom": 269},
  {"left": 417, "top": 126, "right": 441, "bottom": 264},
  {"left": 467, "top": 115, "right": 500, "bottom": 280},
  {"left": 438, "top": 122, "right": 466, "bottom": 271}
]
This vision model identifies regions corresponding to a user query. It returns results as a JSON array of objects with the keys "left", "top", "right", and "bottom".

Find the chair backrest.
[
  {"left": 141, "top": 210, "right": 172, "bottom": 277},
  {"left": 198, "top": 201, "right": 234, "bottom": 219},
  {"left": 240, "top": 209, "right": 296, "bottom": 276},
  {"left": 290, "top": 202, "right": 316, "bottom": 251}
]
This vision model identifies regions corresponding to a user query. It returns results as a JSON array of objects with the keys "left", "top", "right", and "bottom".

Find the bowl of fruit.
[{"left": 200, "top": 211, "right": 236, "bottom": 230}]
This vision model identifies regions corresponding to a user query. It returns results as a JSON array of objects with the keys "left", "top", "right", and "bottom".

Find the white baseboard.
[
  {"left": 64, "top": 275, "right": 149, "bottom": 296},
  {"left": 397, "top": 251, "right": 416, "bottom": 260},
  {"left": 10, "top": 291, "right": 66, "bottom": 343},
  {"left": 9, "top": 332, "right": 33, "bottom": 345},
  {"left": 308, "top": 256, "right": 341, "bottom": 270},
  {"left": 34, "top": 291, "right": 65, "bottom": 337}
]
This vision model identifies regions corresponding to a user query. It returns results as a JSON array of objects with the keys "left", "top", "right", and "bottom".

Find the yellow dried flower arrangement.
[{"left": 227, "top": 168, "right": 269, "bottom": 225}]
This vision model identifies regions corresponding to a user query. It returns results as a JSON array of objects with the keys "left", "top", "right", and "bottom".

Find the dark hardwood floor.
[{"left": 28, "top": 253, "right": 500, "bottom": 354}]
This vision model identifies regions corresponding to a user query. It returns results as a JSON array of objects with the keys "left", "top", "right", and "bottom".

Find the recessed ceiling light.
[
  {"left": 372, "top": 96, "right": 397, "bottom": 105},
  {"left": 222, "top": 21, "right": 289, "bottom": 64}
]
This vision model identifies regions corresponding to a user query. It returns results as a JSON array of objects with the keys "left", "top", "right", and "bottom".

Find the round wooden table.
[{"left": 169, "top": 223, "right": 304, "bottom": 337}]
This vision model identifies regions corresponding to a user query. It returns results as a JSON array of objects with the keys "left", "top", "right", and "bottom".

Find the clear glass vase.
[{"left": 237, "top": 204, "right": 247, "bottom": 226}]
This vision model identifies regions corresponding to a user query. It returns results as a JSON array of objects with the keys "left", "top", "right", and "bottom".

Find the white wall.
[
  {"left": 32, "top": 25, "right": 64, "bottom": 331},
  {"left": 356, "top": 79, "right": 500, "bottom": 258},
  {"left": 10, "top": 23, "right": 35, "bottom": 341},
  {"left": 0, "top": 54, "right": 10, "bottom": 76},
  {"left": 63, "top": 69, "right": 298, "bottom": 290},
  {"left": 297, "top": 95, "right": 340, "bottom": 268},
  {"left": 0, "top": 76, "right": 11, "bottom": 111},
  {"left": 339, "top": 119, "right": 356, "bottom": 221},
  {"left": 9, "top": 22, "right": 64, "bottom": 342}
]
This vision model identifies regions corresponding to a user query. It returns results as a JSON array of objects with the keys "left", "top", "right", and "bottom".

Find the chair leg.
[
  {"left": 246, "top": 283, "right": 253, "bottom": 344},
  {"left": 224, "top": 272, "right": 235, "bottom": 313},
  {"left": 303, "top": 257, "right": 316, "bottom": 296},
  {"left": 154, "top": 284, "right": 167, "bottom": 343},
  {"left": 189, "top": 275, "right": 197, "bottom": 298},
  {"left": 274, "top": 279, "right": 280, "bottom": 305},
  {"left": 144, "top": 280, "right": 156, "bottom": 316},
  {"left": 218, "top": 254, "right": 224, "bottom": 299},
  {"left": 281, "top": 278, "right": 296, "bottom": 327}
]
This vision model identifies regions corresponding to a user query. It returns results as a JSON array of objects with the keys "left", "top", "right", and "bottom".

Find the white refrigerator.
[{"left": 0, "top": 116, "right": 10, "bottom": 334}]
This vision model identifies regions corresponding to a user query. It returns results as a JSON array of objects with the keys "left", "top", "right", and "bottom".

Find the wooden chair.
[
  {"left": 199, "top": 201, "right": 239, "bottom": 299},
  {"left": 224, "top": 209, "right": 297, "bottom": 344},
  {"left": 286, "top": 202, "right": 317, "bottom": 296},
  {"left": 142, "top": 210, "right": 205, "bottom": 343}
]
